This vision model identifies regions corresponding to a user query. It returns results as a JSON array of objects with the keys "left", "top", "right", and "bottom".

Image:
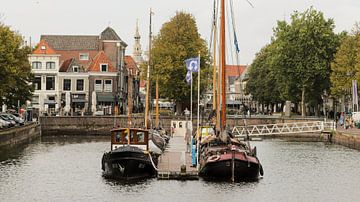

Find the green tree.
[
  {"left": 330, "top": 24, "right": 360, "bottom": 105},
  {"left": 0, "top": 23, "right": 33, "bottom": 109},
  {"left": 150, "top": 12, "right": 211, "bottom": 112},
  {"left": 273, "top": 7, "right": 339, "bottom": 116},
  {"left": 246, "top": 42, "right": 282, "bottom": 108}
]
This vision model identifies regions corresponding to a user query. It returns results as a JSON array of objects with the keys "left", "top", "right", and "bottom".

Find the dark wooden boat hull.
[
  {"left": 199, "top": 153, "right": 261, "bottom": 181},
  {"left": 101, "top": 146, "right": 158, "bottom": 180}
]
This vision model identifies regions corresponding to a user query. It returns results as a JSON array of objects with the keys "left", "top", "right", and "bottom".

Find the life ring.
[{"left": 207, "top": 155, "right": 220, "bottom": 162}]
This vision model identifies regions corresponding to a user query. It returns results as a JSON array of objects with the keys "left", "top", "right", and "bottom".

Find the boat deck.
[{"left": 157, "top": 135, "right": 198, "bottom": 180}]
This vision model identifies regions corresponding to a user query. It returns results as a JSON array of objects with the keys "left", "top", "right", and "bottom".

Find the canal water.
[{"left": 1, "top": 137, "right": 360, "bottom": 202}]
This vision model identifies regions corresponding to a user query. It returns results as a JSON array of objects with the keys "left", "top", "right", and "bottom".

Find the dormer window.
[
  {"left": 101, "top": 64, "right": 108, "bottom": 72},
  {"left": 41, "top": 45, "right": 46, "bottom": 50},
  {"left": 79, "top": 53, "right": 89, "bottom": 61},
  {"left": 73, "top": 66, "right": 79, "bottom": 72}
]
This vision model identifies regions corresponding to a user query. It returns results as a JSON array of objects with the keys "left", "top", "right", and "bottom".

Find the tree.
[
  {"left": 150, "top": 12, "right": 211, "bottom": 112},
  {"left": 0, "top": 23, "right": 33, "bottom": 109},
  {"left": 273, "top": 7, "right": 339, "bottom": 116},
  {"left": 245, "top": 42, "right": 282, "bottom": 109},
  {"left": 330, "top": 24, "right": 360, "bottom": 110}
]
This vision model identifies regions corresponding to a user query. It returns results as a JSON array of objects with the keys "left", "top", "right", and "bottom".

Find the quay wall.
[
  {"left": 40, "top": 115, "right": 323, "bottom": 136},
  {"left": 0, "top": 123, "right": 41, "bottom": 148},
  {"left": 331, "top": 131, "right": 360, "bottom": 150}
]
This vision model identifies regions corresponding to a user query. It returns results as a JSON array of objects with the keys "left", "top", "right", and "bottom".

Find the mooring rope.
[{"left": 147, "top": 152, "right": 159, "bottom": 171}]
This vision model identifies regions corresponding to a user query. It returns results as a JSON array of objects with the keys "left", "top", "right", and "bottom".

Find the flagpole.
[
  {"left": 190, "top": 71, "right": 193, "bottom": 126},
  {"left": 196, "top": 52, "right": 201, "bottom": 169}
]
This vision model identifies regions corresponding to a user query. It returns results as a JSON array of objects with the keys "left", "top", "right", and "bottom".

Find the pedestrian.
[{"left": 339, "top": 112, "right": 344, "bottom": 126}]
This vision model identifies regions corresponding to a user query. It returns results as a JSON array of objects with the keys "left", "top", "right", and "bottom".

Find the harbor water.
[{"left": 1, "top": 136, "right": 360, "bottom": 202}]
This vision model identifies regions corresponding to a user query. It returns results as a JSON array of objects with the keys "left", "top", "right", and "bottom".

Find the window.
[
  {"left": 104, "top": 80, "right": 112, "bottom": 92},
  {"left": 33, "top": 76, "right": 41, "bottom": 90},
  {"left": 46, "top": 76, "right": 55, "bottom": 90},
  {"left": 95, "top": 80, "right": 102, "bottom": 92},
  {"left": 101, "top": 64, "right": 108, "bottom": 72},
  {"left": 79, "top": 53, "right": 89, "bottom": 61},
  {"left": 41, "top": 45, "right": 46, "bottom": 50},
  {"left": 46, "top": 62, "right": 55, "bottom": 69},
  {"left": 32, "top": 61, "right": 42, "bottom": 69},
  {"left": 76, "top": 79, "right": 84, "bottom": 91},
  {"left": 63, "top": 79, "right": 71, "bottom": 91},
  {"left": 32, "top": 96, "right": 39, "bottom": 104},
  {"left": 72, "top": 66, "right": 79, "bottom": 72}
]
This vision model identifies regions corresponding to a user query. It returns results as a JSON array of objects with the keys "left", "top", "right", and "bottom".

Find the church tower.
[{"left": 133, "top": 20, "right": 143, "bottom": 64}]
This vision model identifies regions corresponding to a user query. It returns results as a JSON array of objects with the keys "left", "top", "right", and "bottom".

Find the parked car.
[
  {"left": 0, "top": 115, "right": 14, "bottom": 127},
  {"left": 7, "top": 113, "right": 24, "bottom": 125},
  {"left": 0, "top": 118, "right": 10, "bottom": 128}
]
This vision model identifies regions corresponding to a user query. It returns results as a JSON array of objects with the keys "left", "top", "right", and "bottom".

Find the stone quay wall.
[
  {"left": 331, "top": 131, "right": 360, "bottom": 150},
  {"left": 0, "top": 123, "right": 41, "bottom": 148},
  {"left": 39, "top": 115, "right": 324, "bottom": 136}
]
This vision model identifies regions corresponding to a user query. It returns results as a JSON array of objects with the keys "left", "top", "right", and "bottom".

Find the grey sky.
[{"left": 1, "top": 0, "right": 360, "bottom": 64}]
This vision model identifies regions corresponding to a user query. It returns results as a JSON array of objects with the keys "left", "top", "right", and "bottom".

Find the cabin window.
[
  {"left": 123, "top": 130, "right": 128, "bottom": 143},
  {"left": 137, "top": 132, "right": 145, "bottom": 143},
  {"left": 130, "top": 131, "right": 135, "bottom": 143},
  {"left": 115, "top": 132, "right": 121, "bottom": 142}
]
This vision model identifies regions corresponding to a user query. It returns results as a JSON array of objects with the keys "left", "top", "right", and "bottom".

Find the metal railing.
[{"left": 232, "top": 121, "right": 336, "bottom": 137}]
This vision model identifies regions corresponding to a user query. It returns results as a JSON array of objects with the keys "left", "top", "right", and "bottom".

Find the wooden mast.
[
  {"left": 220, "top": 0, "right": 226, "bottom": 130},
  {"left": 145, "top": 8, "right": 152, "bottom": 129},
  {"left": 127, "top": 70, "right": 133, "bottom": 127},
  {"left": 155, "top": 76, "right": 159, "bottom": 128}
]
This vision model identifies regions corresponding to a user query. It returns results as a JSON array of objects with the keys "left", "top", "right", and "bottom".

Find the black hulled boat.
[{"left": 101, "top": 128, "right": 158, "bottom": 180}]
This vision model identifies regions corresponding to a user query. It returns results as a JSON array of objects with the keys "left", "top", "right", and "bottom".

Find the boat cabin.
[{"left": 110, "top": 128, "right": 149, "bottom": 151}]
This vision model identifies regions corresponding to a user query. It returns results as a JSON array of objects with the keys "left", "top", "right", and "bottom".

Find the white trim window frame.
[
  {"left": 104, "top": 79, "right": 112, "bottom": 92},
  {"left": 79, "top": 53, "right": 89, "bottom": 61}
]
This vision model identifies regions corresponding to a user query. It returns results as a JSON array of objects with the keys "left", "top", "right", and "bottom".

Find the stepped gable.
[
  {"left": 32, "top": 39, "right": 57, "bottom": 55},
  {"left": 41, "top": 35, "right": 99, "bottom": 50},
  {"left": 87, "top": 51, "right": 116, "bottom": 72}
]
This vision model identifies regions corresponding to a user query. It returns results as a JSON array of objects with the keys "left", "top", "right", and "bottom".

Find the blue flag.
[
  {"left": 185, "top": 71, "right": 192, "bottom": 84},
  {"left": 234, "top": 31, "right": 240, "bottom": 53},
  {"left": 185, "top": 57, "right": 200, "bottom": 72}
]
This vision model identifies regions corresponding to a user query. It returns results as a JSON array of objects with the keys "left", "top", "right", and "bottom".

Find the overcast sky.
[{"left": 1, "top": 0, "right": 360, "bottom": 64}]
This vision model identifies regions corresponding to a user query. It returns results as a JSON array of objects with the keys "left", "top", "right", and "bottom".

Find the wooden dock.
[{"left": 157, "top": 136, "right": 199, "bottom": 180}]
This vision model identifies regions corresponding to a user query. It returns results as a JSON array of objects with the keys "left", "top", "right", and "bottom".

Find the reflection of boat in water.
[
  {"left": 198, "top": 126, "right": 263, "bottom": 181},
  {"left": 101, "top": 128, "right": 158, "bottom": 180}
]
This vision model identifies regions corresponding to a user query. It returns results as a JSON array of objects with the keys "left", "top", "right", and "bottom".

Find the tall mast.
[
  {"left": 145, "top": 8, "right": 153, "bottom": 129},
  {"left": 212, "top": 1, "right": 217, "bottom": 112},
  {"left": 155, "top": 76, "right": 159, "bottom": 128},
  {"left": 127, "top": 70, "right": 133, "bottom": 127},
  {"left": 220, "top": 0, "right": 226, "bottom": 130}
]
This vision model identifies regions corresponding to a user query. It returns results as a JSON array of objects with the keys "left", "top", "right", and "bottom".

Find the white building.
[{"left": 28, "top": 39, "right": 61, "bottom": 116}]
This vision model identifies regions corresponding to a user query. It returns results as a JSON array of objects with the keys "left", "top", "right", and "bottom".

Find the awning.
[
  {"left": 44, "top": 100, "right": 57, "bottom": 105},
  {"left": 72, "top": 98, "right": 86, "bottom": 103},
  {"left": 97, "top": 93, "right": 114, "bottom": 102}
]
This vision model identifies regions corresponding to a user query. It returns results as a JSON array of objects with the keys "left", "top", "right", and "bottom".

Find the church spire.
[{"left": 133, "top": 19, "right": 143, "bottom": 64}]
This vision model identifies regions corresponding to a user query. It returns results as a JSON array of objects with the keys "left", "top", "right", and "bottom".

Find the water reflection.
[{"left": 1, "top": 137, "right": 360, "bottom": 202}]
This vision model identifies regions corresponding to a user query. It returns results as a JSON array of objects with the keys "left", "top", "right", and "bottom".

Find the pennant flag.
[
  {"left": 185, "top": 57, "right": 200, "bottom": 72},
  {"left": 234, "top": 31, "right": 240, "bottom": 53}
]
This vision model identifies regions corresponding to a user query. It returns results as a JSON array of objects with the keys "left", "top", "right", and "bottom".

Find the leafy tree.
[
  {"left": 245, "top": 42, "right": 282, "bottom": 107},
  {"left": 273, "top": 7, "right": 339, "bottom": 116},
  {"left": 0, "top": 23, "right": 33, "bottom": 109},
  {"left": 330, "top": 24, "right": 360, "bottom": 110},
  {"left": 150, "top": 12, "right": 211, "bottom": 112}
]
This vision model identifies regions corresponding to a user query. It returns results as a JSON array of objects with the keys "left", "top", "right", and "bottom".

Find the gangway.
[{"left": 232, "top": 121, "right": 336, "bottom": 137}]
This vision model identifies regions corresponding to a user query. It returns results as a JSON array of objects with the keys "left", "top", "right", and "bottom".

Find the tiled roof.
[
  {"left": 226, "top": 65, "right": 247, "bottom": 77},
  {"left": 32, "top": 39, "right": 57, "bottom": 55},
  {"left": 125, "top": 56, "right": 139, "bottom": 76},
  {"left": 100, "top": 27, "right": 121, "bottom": 41},
  {"left": 88, "top": 51, "right": 116, "bottom": 72},
  {"left": 59, "top": 58, "right": 74, "bottom": 72},
  {"left": 41, "top": 35, "right": 99, "bottom": 50}
]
